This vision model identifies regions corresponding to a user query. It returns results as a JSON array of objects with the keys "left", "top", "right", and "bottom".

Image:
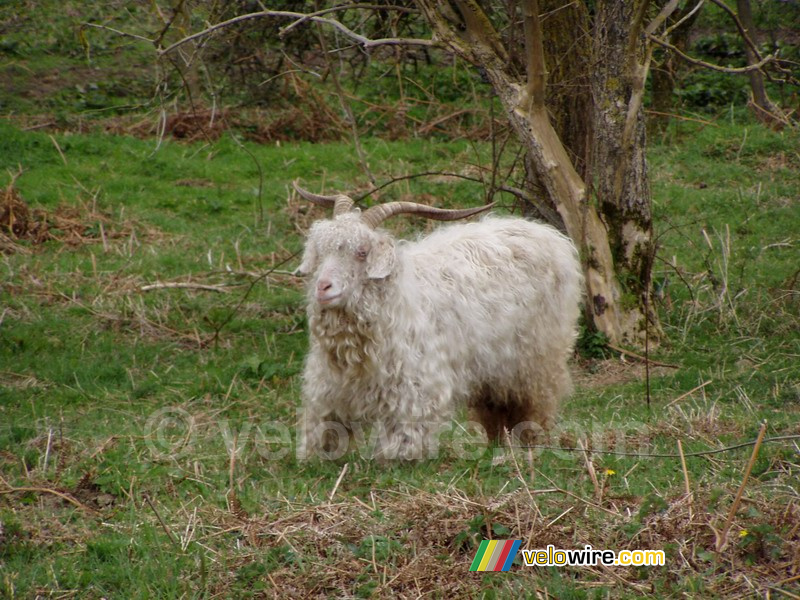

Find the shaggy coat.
[{"left": 298, "top": 212, "right": 583, "bottom": 460}]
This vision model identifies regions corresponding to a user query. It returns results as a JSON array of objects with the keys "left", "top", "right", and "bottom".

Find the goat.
[{"left": 293, "top": 183, "right": 583, "bottom": 460}]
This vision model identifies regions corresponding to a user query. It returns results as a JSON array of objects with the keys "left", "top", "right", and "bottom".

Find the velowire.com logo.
[
  {"left": 469, "top": 540, "right": 522, "bottom": 572},
  {"left": 470, "top": 540, "right": 666, "bottom": 571}
]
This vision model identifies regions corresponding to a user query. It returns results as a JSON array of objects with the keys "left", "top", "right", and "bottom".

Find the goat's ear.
[
  {"left": 297, "top": 242, "right": 317, "bottom": 275},
  {"left": 366, "top": 237, "right": 395, "bottom": 279}
]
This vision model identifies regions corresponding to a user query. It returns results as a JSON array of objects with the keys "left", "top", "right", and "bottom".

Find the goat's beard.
[
  {"left": 306, "top": 274, "right": 395, "bottom": 374},
  {"left": 309, "top": 306, "right": 378, "bottom": 374}
]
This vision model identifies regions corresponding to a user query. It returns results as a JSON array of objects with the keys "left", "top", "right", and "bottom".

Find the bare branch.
[
  {"left": 707, "top": 0, "right": 763, "bottom": 61},
  {"left": 158, "top": 10, "right": 435, "bottom": 56},
  {"left": 648, "top": 34, "right": 779, "bottom": 74},
  {"left": 663, "top": 0, "right": 705, "bottom": 38},
  {"left": 280, "top": 3, "right": 418, "bottom": 36},
  {"left": 644, "top": 0, "right": 682, "bottom": 36},
  {"left": 312, "top": 17, "right": 376, "bottom": 186},
  {"left": 83, "top": 22, "right": 154, "bottom": 45},
  {"left": 0, "top": 485, "right": 98, "bottom": 513}
]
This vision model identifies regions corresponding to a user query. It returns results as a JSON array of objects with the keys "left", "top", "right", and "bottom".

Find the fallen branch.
[
  {"left": 0, "top": 485, "right": 98, "bottom": 513},
  {"left": 677, "top": 439, "right": 694, "bottom": 522},
  {"left": 143, "top": 492, "right": 180, "bottom": 549},
  {"left": 329, "top": 462, "right": 349, "bottom": 503},
  {"left": 536, "top": 469, "right": 620, "bottom": 517},
  {"left": 713, "top": 420, "right": 768, "bottom": 552},
  {"left": 665, "top": 379, "right": 713, "bottom": 408},
  {"left": 606, "top": 343, "right": 680, "bottom": 369},
  {"left": 140, "top": 282, "right": 230, "bottom": 293}
]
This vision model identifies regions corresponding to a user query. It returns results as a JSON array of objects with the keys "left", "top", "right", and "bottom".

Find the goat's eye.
[{"left": 355, "top": 245, "right": 369, "bottom": 260}]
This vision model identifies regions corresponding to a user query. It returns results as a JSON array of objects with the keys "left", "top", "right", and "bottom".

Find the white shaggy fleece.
[{"left": 297, "top": 212, "right": 583, "bottom": 460}]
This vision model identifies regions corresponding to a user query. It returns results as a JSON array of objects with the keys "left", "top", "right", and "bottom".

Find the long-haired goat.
[{"left": 294, "top": 183, "right": 583, "bottom": 460}]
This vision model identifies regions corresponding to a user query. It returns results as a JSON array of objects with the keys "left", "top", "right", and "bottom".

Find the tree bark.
[{"left": 590, "top": 0, "right": 658, "bottom": 342}]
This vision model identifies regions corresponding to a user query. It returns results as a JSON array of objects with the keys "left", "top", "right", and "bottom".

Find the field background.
[{"left": 1, "top": 2, "right": 799, "bottom": 598}]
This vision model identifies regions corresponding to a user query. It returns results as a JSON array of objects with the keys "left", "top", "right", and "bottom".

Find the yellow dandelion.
[
  {"left": 739, "top": 529, "right": 748, "bottom": 538},
  {"left": 605, "top": 469, "right": 616, "bottom": 476}
]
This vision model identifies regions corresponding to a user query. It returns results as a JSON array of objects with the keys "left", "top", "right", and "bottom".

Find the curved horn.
[
  {"left": 360, "top": 201, "right": 495, "bottom": 229},
  {"left": 292, "top": 181, "right": 355, "bottom": 216}
]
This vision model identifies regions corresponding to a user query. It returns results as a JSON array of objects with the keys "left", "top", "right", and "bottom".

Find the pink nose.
[{"left": 317, "top": 279, "right": 332, "bottom": 294}]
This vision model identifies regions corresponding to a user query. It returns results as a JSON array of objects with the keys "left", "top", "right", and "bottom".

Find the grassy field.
[
  {"left": 2, "top": 2, "right": 800, "bottom": 598},
  {"left": 1, "top": 114, "right": 798, "bottom": 598}
]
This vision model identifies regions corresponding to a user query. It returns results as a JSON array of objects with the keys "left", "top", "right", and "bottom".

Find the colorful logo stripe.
[{"left": 469, "top": 540, "right": 521, "bottom": 571}]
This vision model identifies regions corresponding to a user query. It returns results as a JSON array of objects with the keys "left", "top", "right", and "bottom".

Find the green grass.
[{"left": 1, "top": 115, "right": 798, "bottom": 598}]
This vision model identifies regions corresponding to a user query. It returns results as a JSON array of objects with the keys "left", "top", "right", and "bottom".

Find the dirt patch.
[{"left": 0, "top": 182, "right": 49, "bottom": 250}]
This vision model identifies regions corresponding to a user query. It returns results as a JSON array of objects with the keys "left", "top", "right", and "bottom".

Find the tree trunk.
[
  {"left": 590, "top": 0, "right": 657, "bottom": 342},
  {"left": 736, "top": 0, "right": 784, "bottom": 128},
  {"left": 417, "top": 0, "right": 660, "bottom": 345}
]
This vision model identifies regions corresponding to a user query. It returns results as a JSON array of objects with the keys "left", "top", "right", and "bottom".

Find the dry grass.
[
  {"left": 1, "top": 174, "right": 159, "bottom": 255},
  {"left": 6, "top": 440, "right": 798, "bottom": 599}
]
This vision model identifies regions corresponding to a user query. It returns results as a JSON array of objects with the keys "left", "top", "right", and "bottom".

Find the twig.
[
  {"left": 663, "top": 0, "right": 705, "bottom": 38},
  {"left": 228, "top": 434, "right": 239, "bottom": 504},
  {"left": 21, "top": 122, "right": 56, "bottom": 131},
  {"left": 417, "top": 109, "right": 474, "bottom": 135},
  {"left": 210, "top": 248, "right": 303, "bottom": 346},
  {"left": 677, "top": 439, "right": 693, "bottom": 521},
  {"left": 99, "top": 221, "right": 108, "bottom": 253},
  {"left": 546, "top": 505, "right": 574, "bottom": 528},
  {"left": 706, "top": 0, "right": 767, "bottom": 61},
  {"left": 649, "top": 34, "right": 778, "bottom": 74},
  {"left": 42, "top": 428, "right": 53, "bottom": 475},
  {"left": 0, "top": 486, "right": 97, "bottom": 513},
  {"left": 158, "top": 9, "right": 434, "bottom": 56},
  {"left": 140, "top": 282, "right": 230, "bottom": 293},
  {"left": 714, "top": 421, "right": 768, "bottom": 552},
  {"left": 578, "top": 439, "right": 602, "bottom": 502},
  {"left": 280, "top": 3, "right": 418, "bottom": 36},
  {"left": 645, "top": 110, "right": 718, "bottom": 127},
  {"left": 536, "top": 470, "right": 619, "bottom": 516},
  {"left": 665, "top": 380, "right": 713, "bottom": 408},
  {"left": 777, "top": 574, "right": 800, "bottom": 586},
  {"left": 229, "top": 133, "right": 264, "bottom": 226},
  {"left": 767, "top": 587, "right": 800, "bottom": 600},
  {"left": 512, "top": 434, "right": 799, "bottom": 459},
  {"left": 49, "top": 135, "right": 68, "bottom": 166},
  {"left": 83, "top": 22, "right": 155, "bottom": 44},
  {"left": 606, "top": 343, "right": 680, "bottom": 369},
  {"left": 313, "top": 17, "right": 375, "bottom": 187},
  {"left": 329, "top": 462, "right": 349, "bottom": 502},
  {"left": 143, "top": 492, "right": 180, "bottom": 549}
]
